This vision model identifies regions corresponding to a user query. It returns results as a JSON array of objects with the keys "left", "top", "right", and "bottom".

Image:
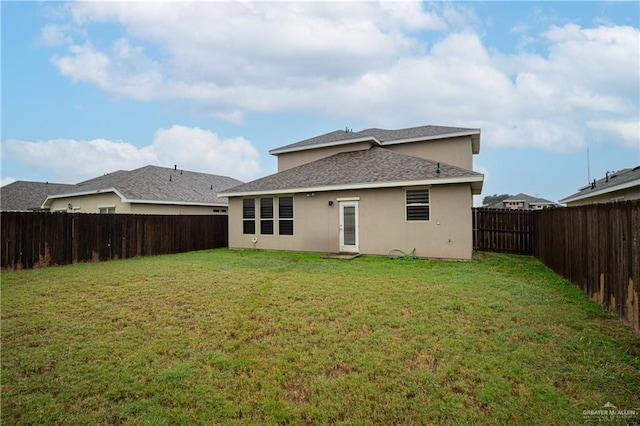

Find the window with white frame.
[
  {"left": 99, "top": 206, "right": 116, "bottom": 214},
  {"left": 278, "top": 196, "right": 294, "bottom": 235},
  {"left": 406, "top": 189, "right": 430, "bottom": 221},
  {"left": 243, "top": 198, "right": 256, "bottom": 234},
  {"left": 260, "top": 198, "right": 274, "bottom": 235}
]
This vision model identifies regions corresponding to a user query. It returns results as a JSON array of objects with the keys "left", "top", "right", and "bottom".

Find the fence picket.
[
  {"left": 474, "top": 202, "right": 639, "bottom": 333},
  {"left": 1, "top": 212, "right": 228, "bottom": 269}
]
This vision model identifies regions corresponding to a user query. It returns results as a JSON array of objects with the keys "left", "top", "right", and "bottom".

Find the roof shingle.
[
  {"left": 269, "top": 125, "right": 479, "bottom": 154},
  {"left": 72, "top": 165, "right": 242, "bottom": 205},
  {"left": 560, "top": 166, "right": 640, "bottom": 203},
  {"left": 2, "top": 166, "right": 243, "bottom": 210},
  {"left": 1, "top": 181, "right": 78, "bottom": 211},
  {"left": 221, "top": 147, "right": 482, "bottom": 195}
]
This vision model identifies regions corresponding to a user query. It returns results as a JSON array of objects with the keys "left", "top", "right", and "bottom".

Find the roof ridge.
[{"left": 270, "top": 124, "right": 480, "bottom": 154}]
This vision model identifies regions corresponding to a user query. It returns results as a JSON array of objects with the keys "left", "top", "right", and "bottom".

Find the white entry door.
[{"left": 339, "top": 201, "right": 359, "bottom": 253}]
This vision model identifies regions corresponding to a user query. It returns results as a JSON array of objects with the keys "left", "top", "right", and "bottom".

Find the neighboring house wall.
[
  {"left": 228, "top": 183, "right": 474, "bottom": 260},
  {"left": 49, "top": 193, "right": 127, "bottom": 213},
  {"left": 49, "top": 193, "right": 226, "bottom": 215},
  {"left": 130, "top": 203, "right": 227, "bottom": 215},
  {"left": 277, "top": 142, "right": 373, "bottom": 172},
  {"left": 384, "top": 136, "right": 473, "bottom": 170},
  {"left": 565, "top": 186, "right": 640, "bottom": 207}
]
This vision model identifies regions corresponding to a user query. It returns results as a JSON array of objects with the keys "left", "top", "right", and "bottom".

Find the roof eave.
[
  {"left": 41, "top": 188, "right": 229, "bottom": 208},
  {"left": 269, "top": 136, "right": 380, "bottom": 156},
  {"left": 559, "top": 178, "right": 640, "bottom": 204},
  {"left": 219, "top": 175, "right": 484, "bottom": 198}
]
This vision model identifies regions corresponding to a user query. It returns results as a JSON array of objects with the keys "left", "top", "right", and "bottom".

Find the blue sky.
[{"left": 2, "top": 1, "right": 639, "bottom": 205}]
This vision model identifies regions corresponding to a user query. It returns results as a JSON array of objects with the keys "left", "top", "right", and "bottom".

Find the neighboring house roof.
[
  {"left": 487, "top": 193, "right": 560, "bottom": 209},
  {"left": 38, "top": 165, "right": 243, "bottom": 209},
  {"left": 219, "top": 147, "right": 483, "bottom": 197},
  {"left": 1, "top": 181, "right": 78, "bottom": 211},
  {"left": 560, "top": 166, "right": 640, "bottom": 204},
  {"left": 269, "top": 125, "right": 481, "bottom": 156}
]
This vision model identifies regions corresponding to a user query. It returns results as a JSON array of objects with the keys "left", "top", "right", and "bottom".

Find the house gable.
[
  {"left": 270, "top": 125, "right": 480, "bottom": 171},
  {"left": 38, "top": 165, "right": 243, "bottom": 214}
]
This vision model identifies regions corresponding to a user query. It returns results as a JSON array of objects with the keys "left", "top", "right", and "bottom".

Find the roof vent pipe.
[
  {"left": 169, "top": 175, "right": 172, "bottom": 182},
  {"left": 174, "top": 165, "right": 177, "bottom": 170},
  {"left": 436, "top": 162, "right": 441, "bottom": 174}
]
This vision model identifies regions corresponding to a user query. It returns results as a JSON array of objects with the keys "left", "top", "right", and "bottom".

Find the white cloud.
[
  {"left": 150, "top": 125, "right": 261, "bottom": 181},
  {"left": 2, "top": 126, "right": 261, "bottom": 183},
  {"left": 587, "top": 120, "right": 640, "bottom": 150},
  {"left": 43, "top": 2, "right": 639, "bottom": 153},
  {"left": 51, "top": 42, "right": 111, "bottom": 89},
  {"left": 39, "top": 24, "right": 72, "bottom": 47},
  {"left": 51, "top": 38, "right": 163, "bottom": 101},
  {"left": 1, "top": 177, "right": 17, "bottom": 187}
]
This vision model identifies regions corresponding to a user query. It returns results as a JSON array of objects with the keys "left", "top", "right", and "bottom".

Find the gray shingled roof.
[
  {"left": 560, "top": 166, "right": 640, "bottom": 203},
  {"left": 57, "top": 165, "right": 244, "bottom": 205},
  {"left": 269, "top": 125, "right": 479, "bottom": 154},
  {"left": 220, "top": 147, "right": 483, "bottom": 196},
  {"left": 2, "top": 166, "right": 243, "bottom": 210},
  {"left": 1, "top": 181, "right": 78, "bottom": 211}
]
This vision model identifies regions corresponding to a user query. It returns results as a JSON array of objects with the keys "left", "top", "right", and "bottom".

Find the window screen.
[
  {"left": 406, "top": 189, "right": 430, "bottom": 221},
  {"left": 260, "top": 198, "right": 274, "bottom": 235},
  {"left": 279, "top": 197, "right": 294, "bottom": 235},
  {"left": 243, "top": 199, "right": 256, "bottom": 234}
]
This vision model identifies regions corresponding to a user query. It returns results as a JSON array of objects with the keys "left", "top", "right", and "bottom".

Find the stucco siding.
[
  {"left": 385, "top": 136, "right": 473, "bottom": 169},
  {"left": 228, "top": 183, "right": 474, "bottom": 260},
  {"left": 129, "top": 204, "right": 227, "bottom": 215},
  {"left": 48, "top": 192, "right": 226, "bottom": 215},
  {"left": 49, "top": 193, "right": 130, "bottom": 213},
  {"left": 276, "top": 137, "right": 474, "bottom": 172},
  {"left": 565, "top": 186, "right": 640, "bottom": 206},
  {"left": 276, "top": 142, "right": 373, "bottom": 172}
]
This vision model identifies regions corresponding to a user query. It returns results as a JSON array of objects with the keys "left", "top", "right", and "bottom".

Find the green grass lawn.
[{"left": 2, "top": 249, "right": 639, "bottom": 424}]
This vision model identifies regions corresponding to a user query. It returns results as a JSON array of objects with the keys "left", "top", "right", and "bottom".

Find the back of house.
[{"left": 219, "top": 125, "right": 484, "bottom": 260}]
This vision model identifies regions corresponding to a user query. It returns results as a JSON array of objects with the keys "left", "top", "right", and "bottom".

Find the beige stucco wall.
[
  {"left": 228, "top": 183, "right": 474, "bottom": 260},
  {"left": 276, "top": 142, "right": 374, "bottom": 171},
  {"left": 384, "top": 136, "right": 473, "bottom": 169},
  {"left": 565, "top": 186, "right": 640, "bottom": 206},
  {"left": 49, "top": 193, "right": 130, "bottom": 213},
  {"left": 48, "top": 192, "right": 226, "bottom": 215},
  {"left": 130, "top": 204, "right": 227, "bottom": 215},
  {"left": 276, "top": 136, "right": 474, "bottom": 171}
]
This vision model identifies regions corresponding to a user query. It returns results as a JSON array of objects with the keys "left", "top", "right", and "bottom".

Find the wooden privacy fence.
[
  {"left": 474, "top": 202, "right": 639, "bottom": 333},
  {"left": 534, "top": 201, "right": 639, "bottom": 333},
  {"left": 1, "top": 212, "right": 228, "bottom": 269},
  {"left": 473, "top": 208, "right": 535, "bottom": 254}
]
